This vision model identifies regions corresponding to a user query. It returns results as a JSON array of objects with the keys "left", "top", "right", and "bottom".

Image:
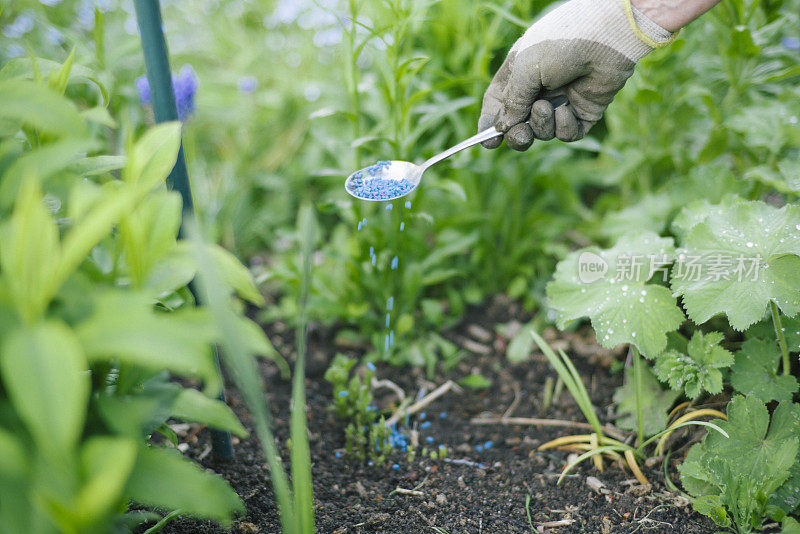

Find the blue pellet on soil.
[
  {"left": 392, "top": 464, "right": 400, "bottom": 470},
  {"left": 419, "top": 412, "right": 426, "bottom": 420},
  {"left": 483, "top": 440, "right": 493, "bottom": 450},
  {"left": 426, "top": 436, "right": 434, "bottom": 443},
  {"left": 367, "top": 362, "right": 376, "bottom": 371},
  {"left": 475, "top": 445, "right": 483, "bottom": 452},
  {"left": 335, "top": 451, "right": 342, "bottom": 458},
  {"left": 440, "top": 412, "right": 447, "bottom": 419},
  {"left": 420, "top": 421, "right": 431, "bottom": 429}
]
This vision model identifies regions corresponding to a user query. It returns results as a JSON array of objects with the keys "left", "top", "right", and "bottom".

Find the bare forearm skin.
[{"left": 630, "top": 0, "right": 722, "bottom": 31}]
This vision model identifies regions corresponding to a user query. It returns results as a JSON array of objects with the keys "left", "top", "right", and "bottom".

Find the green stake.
[{"left": 134, "top": 0, "right": 234, "bottom": 461}]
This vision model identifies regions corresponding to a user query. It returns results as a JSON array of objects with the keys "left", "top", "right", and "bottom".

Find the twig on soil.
[
  {"left": 537, "top": 519, "right": 575, "bottom": 528},
  {"left": 386, "top": 380, "right": 460, "bottom": 427},
  {"left": 470, "top": 416, "right": 630, "bottom": 442},
  {"left": 371, "top": 377, "right": 406, "bottom": 402},
  {"left": 391, "top": 487, "right": 425, "bottom": 497},
  {"left": 502, "top": 382, "right": 522, "bottom": 419}
]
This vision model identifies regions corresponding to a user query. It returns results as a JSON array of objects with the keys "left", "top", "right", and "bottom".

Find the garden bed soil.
[{"left": 147, "top": 296, "right": 724, "bottom": 534}]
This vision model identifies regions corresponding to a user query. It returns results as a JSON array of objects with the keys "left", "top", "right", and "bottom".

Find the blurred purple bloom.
[
  {"left": 135, "top": 76, "right": 151, "bottom": 105},
  {"left": 135, "top": 65, "right": 198, "bottom": 121},
  {"left": 173, "top": 65, "right": 199, "bottom": 121},
  {"left": 3, "top": 12, "right": 35, "bottom": 38},
  {"left": 238, "top": 75, "right": 258, "bottom": 93},
  {"left": 782, "top": 37, "right": 800, "bottom": 50}
]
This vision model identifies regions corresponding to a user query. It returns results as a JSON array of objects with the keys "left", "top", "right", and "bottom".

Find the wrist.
[{"left": 631, "top": 0, "right": 720, "bottom": 31}]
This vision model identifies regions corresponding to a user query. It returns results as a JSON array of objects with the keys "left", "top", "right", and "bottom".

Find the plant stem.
[
  {"left": 771, "top": 301, "right": 791, "bottom": 376},
  {"left": 632, "top": 345, "right": 644, "bottom": 447}
]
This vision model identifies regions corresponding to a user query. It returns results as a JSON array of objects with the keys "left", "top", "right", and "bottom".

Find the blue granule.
[
  {"left": 440, "top": 412, "right": 447, "bottom": 419},
  {"left": 483, "top": 440, "right": 493, "bottom": 450},
  {"left": 387, "top": 297, "right": 394, "bottom": 311},
  {"left": 369, "top": 246, "right": 374, "bottom": 257},
  {"left": 347, "top": 161, "right": 414, "bottom": 200},
  {"left": 426, "top": 436, "right": 435, "bottom": 443},
  {"left": 405, "top": 201, "right": 411, "bottom": 209},
  {"left": 385, "top": 203, "right": 393, "bottom": 211},
  {"left": 391, "top": 256, "right": 399, "bottom": 270},
  {"left": 420, "top": 421, "right": 431, "bottom": 429},
  {"left": 475, "top": 445, "right": 483, "bottom": 452},
  {"left": 372, "top": 256, "right": 376, "bottom": 267},
  {"left": 389, "top": 330, "right": 394, "bottom": 346},
  {"left": 419, "top": 412, "right": 426, "bottom": 420},
  {"left": 392, "top": 464, "right": 400, "bottom": 470},
  {"left": 367, "top": 362, "right": 376, "bottom": 371},
  {"left": 339, "top": 391, "right": 349, "bottom": 397},
  {"left": 399, "top": 222, "right": 405, "bottom": 231},
  {"left": 384, "top": 335, "right": 390, "bottom": 351},
  {"left": 335, "top": 451, "right": 342, "bottom": 458},
  {"left": 386, "top": 313, "right": 391, "bottom": 328}
]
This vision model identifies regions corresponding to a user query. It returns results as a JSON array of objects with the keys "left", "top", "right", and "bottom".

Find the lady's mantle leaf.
[
  {"left": 546, "top": 232, "right": 684, "bottom": 358},
  {"left": 671, "top": 201, "right": 800, "bottom": 330},
  {"left": 730, "top": 338, "right": 798, "bottom": 403},
  {"left": 654, "top": 331, "right": 734, "bottom": 398}
]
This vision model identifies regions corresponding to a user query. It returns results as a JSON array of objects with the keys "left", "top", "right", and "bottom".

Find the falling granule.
[
  {"left": 367, "top": 362, "right": 376, "bottom": 371},
  {"left": 405, "top": 201, "right": 411, "bottom": 209},
  {"left": 385, "top": 203, "right": 393, "bottom": 211},
  {"left": 369, "top": 246, "right": 374, "bottom": 257},
  {"left": 372, "top": 256, "right": 376, "bottom": 266},
  {"left": 385, "top": 313, "right": 391, "bottom": 328},
  {"left": 384, "top": 334, "right": 390, "bottom": 351},
  {"left": 389, "top": 330, "right": 394, "bottom": 346},
  {"left": 358, "top": 220, "right": 363, "bottom": 231},
  {"left": 400, "top": 222, "right": 405, "bottom": 231},
  {"left": 387, "top": 297, "right": 394, "bottom": 311},
  {"left": 391, "top": 256, "right": 399, "bottom": 270}
]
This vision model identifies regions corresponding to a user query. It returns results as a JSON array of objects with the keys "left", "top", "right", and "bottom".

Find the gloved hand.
[{"left": 479, "top": 0, "right": 674, "bottom": 150}]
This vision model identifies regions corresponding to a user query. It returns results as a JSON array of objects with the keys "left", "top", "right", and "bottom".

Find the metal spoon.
[{"left": 344, "top": 96, "right": 567, "bottom": 202}]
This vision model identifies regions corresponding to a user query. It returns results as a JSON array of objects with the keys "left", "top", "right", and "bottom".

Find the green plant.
[
  {"left": 679, "top": 396, "right": 800, "bottom": 533},
  {"left": 324, "top": 354, "right": 392, "bottom": 462},
  {"left": 0, "top": 62, "right": 273, "bottom": 532}
]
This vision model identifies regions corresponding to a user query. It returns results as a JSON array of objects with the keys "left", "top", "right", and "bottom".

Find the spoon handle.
[{"left": 421, "top": 126, "right": 501, "bottom": 170}]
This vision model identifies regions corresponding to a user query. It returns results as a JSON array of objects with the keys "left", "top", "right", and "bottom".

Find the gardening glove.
[{"left": 479, "top": 0, "right": 674, "bottom": 150}]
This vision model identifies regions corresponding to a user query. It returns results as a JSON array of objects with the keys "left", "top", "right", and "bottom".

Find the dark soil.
[{"left": 146, "top": 296, "right": 721, "bottom": 534}]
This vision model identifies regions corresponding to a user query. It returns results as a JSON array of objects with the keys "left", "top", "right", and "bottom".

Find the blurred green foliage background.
[{"left": 2, "top": 0, "right": 799, "bottom": 370}]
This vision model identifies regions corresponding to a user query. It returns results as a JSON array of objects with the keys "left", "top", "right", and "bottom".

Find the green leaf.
[
  {"left": 671, "top": 201, "right": 800, "bottom": 330},
  {"left": 74, "top": 437, "right": 138, "bottom": 526},
  {"left": 654, "top": 331, "right": 734, "bottom": 398},
  {"left": 175, "top": 242, "right": 264, "bottom": 305},
  {"left": 781, "top": 517, "right": 800, "bottom": 534},
  {"left": 693, "top": 494, "right": 732, "bottom": 528},
  {"left": 171, "top": 388, "right": 248, "bottom": 438},
  {"left": 506, "top": 322, "right": 535, "bottom": 363},
  {"left": 458, "top": 374, "right": 491, "bottom": 389},
  {"left": 76, "top": 291, "right": 221, "bottom": 394},
  {"left": 730, "top": 338, "right": 798, "bottom": 403},
  {"left": 705, "top": 397, "right": 799, "bottom": 495},
  {"left": 126, "top": 446, "right": 243, "bottom": 523},
  {"left": 0, "top": 321, "right": 89, "bottom": 455},
  {"left": 0, "top": 177, "right": 60, "bottom": 322},
  {"left": 771, "top": 461, "right": 800, "bottom": 515},
  {"left": 95, "top": 380, "right": 181, "bottom": 440},
  {"left": 600, "top": 193, "right": 673, "bottom": 241},
  {"left": 124, "top": 122, "right": 182, "bottom": 192},
  {"left": 546, "top": 232, "right": 685, "bottom": 357},
  {"left": 613, "top": 365, "right": 679, "bottom": 437},
  {"left": 746, "top": 314, "right": 800, "bottom": 353},
  {"left": 0, "top": 79, "right": 87, "bottom": 138}
]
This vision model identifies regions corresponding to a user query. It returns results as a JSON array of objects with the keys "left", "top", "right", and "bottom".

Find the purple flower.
[
  {"left": 782, "top": 37, "right": 800, "bottom": 50},
  {"left": 238, "top": 75, "right": 258, "bottom": 93},
  {"left": 136, "top": 75, "right": 151, "bottom": 105},
  {"left": 173, "top": 65, "right": 198, "bottom": 121},
  {"left": 135, "top": 65, "right": 198, "bottom": 121}
]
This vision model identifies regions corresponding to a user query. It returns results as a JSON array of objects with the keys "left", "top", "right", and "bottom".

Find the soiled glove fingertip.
[
  {"left": 478, "top": 115, "right": 503, "bottom": 149},
  {"left": 506, "top": 123, "right": 534, "bottom": 151}
]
